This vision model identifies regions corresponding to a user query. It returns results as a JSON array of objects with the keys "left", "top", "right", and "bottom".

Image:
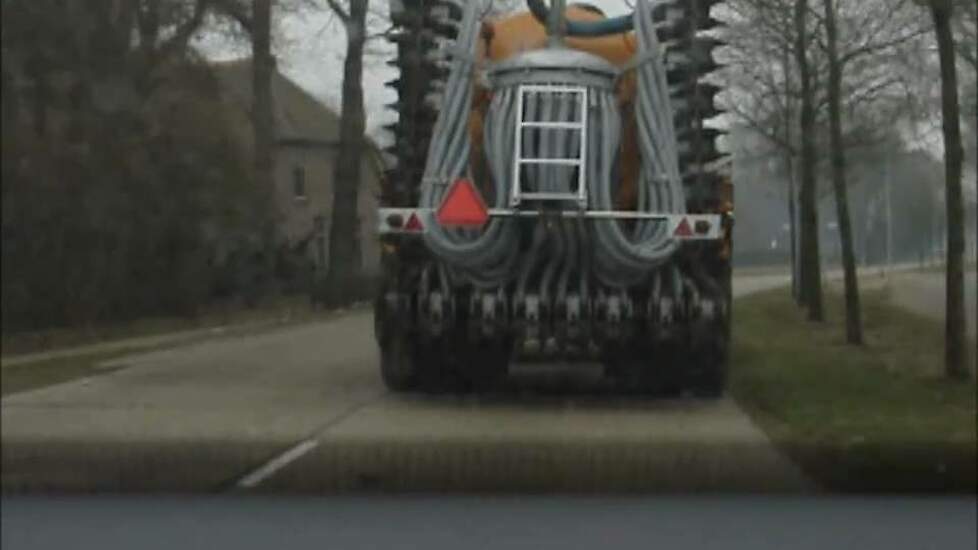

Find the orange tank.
[
  {"left": 469, "top": 7, "right": 642, "bottom": 210},
  {"left": 484, "top": 8, "right": 637, "bottom": 65}
]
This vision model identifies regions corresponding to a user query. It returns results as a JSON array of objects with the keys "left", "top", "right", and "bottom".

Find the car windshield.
[{"left": 1, "top": 0, "right": 975, "bottom": 500}]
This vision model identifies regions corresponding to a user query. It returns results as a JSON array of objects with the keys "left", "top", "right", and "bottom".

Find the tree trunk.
[
  {"left": 930, "top": 1, "right": 968, "bottom": 379},
  {"left": 253, "top": 0, "right": 276, "bottom": 191},
  {"left": 782, "top": 42, "right": 801, "bottom": 304},
  {"left": 823, "top": 0, "right": 862, "bottom": 344},
  {"left": 787, "top": 151, "right": 800, "bottom": 302},
  {"left": 324, "top": 0, "right": 368, "bottom": 306},
  {"left": 794, "top": 0, "right": 823, "bottom": 321}
]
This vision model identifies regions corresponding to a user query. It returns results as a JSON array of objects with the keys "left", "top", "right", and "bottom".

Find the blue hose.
[{"left": 526, "top": 0, "right": 634, "bottom": 36}]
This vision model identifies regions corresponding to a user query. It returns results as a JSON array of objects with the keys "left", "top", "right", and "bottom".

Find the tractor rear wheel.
[
  {"left": 685, "top": 330, "right": 729, "bottom": 398},
  {"left": 380, "top": 330, "right": 467, "bottom": 393},
  {"left": 685, "top": 258, "right": 732, "bottom": 398},
  {"left": 379, "top": 327, "right": 421, "bottom": 392}
]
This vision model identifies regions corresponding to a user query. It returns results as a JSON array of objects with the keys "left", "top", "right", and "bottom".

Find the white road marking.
[
  {"left": 232, "top": 393, "right": 383, "bottom": 490},
  {"left": 236, "top": 439, "right": 320, "bottom": 489}
]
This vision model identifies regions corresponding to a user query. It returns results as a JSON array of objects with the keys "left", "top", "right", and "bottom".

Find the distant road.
[
  {"left": 737, "top": 263, "right": 976, "bottom": 339},
  {"left": 1, "top": 273, "right": 811, "bottom": 494},
  {"left": 888, "top": 271, "right": 977, "bottom": 339}
]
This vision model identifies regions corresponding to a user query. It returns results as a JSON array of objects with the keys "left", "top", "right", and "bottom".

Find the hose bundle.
[
  {"left": 418, "top": 0, "right": 521, "bottom": 288},
  {"left": 589, "top": 0, "right": 685, "bottom": 287}
]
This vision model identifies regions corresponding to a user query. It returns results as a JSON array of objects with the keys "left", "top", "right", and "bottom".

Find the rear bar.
[
  {"left": 487, "top": 208, "right": 668, "bottom": 220},
  {"left": 378, "top": 208, "right": 724, "bottom": 240}
]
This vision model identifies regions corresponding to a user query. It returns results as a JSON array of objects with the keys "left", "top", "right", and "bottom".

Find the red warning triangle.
[
  {"left": 404, "top": 212, "right": 424, "bottom": 232},
  {"left": 436, "top": 178, "right": 489, "bottom": 227},
  {"left": 673, "top": 217, "right": 694, "bottom": 238}
]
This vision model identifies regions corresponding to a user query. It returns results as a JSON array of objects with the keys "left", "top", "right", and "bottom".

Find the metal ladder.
[{"left": 510, "top": 84, "right": 588, "bottom": 208}]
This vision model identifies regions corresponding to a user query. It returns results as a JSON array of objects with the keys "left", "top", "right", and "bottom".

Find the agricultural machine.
[{"left": 375, "top": 0, "right": 734, "bottom": 395}]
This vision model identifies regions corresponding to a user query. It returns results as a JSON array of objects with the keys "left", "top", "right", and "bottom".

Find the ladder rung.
[
  {"left": 520, "top": 121, "right": 585, "bottom": 129},
  {"left": 521, "top": 86, "right": 587, "bottom": 95},
  {"left": 517, "top": 158, "right": 582, "bottom": 165},
  {"left": 518, "top": 192, "right": 581, "bottom": 200}
]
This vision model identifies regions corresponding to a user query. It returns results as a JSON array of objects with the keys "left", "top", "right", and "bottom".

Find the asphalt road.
[{"left": 1, "top": 275, "right": 811, "bottom": 493}]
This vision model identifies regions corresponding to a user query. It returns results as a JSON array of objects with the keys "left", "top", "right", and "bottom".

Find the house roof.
[
  {"left": 210, "top": 59, "right": 387, "bottom": 184},
  {"left": 211, "top": 59, "right": 341, "bottom": 144}
]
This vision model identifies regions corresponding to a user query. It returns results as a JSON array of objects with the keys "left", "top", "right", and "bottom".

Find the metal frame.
[
  {"left": 486, "top": 209, "right": 667, "bottom": 220},
  {"left": 377, "top": 207, "right": 724, "bottom": 240},
  {"left": 511, "top": 84, "right": 588, "bottom": 208}
]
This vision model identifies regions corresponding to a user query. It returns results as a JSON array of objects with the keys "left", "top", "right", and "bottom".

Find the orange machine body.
[{"left": 469, "top": 8, "right": 642, "bottom": 209}]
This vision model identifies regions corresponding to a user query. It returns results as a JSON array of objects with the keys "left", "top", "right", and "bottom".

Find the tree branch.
[
  {"left": 324, "top": 0, "right": 350, "bottom": 24},
  {"left": 725, "top": 100, "right": 798, "bottom": 155},
  {"left": 840, "top": 28, "right": 931, "bottom": 66},
  {"left": 157, "top": 0, "right": 213, "bottom": 60},
  {"left": 844, "top": 76, "right": 902, "bottom": 110},
  {"left": 955, "top": 39, "right": 977, "bottom": 71},
  {"left": 213, "top": 0, "right": 254, "bottom": 33}
]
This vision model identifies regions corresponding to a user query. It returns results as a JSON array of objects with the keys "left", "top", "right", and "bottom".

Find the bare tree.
[
  {"left": 822, "top": 0, "right": 861, "bottom": 342},
  {"left": 1, "top": 0, "right": 271, "bottom": 328},
  {"left": 813, "top": 0, "right": 928, "bottom": 342},
  {"left": 254, "top": 0, "right": 276, "bottom": 195},
  {"left": 955, "top": 0, "right": 977, "bottom": 365},
  {"left": 784, "top": 48, "right": 800, "bottom": 303},
  {"left": 134, "top": 0, "right": 214, "bottom": 71},
  {"left": 794, "top": 0, "right": 824, "bottom": 320},
  {"left": 951, "top": 0, "right": 976, "bottom": 71},
  {"left": 212, "top": 0, "right": 278, "bottom": 193},
  {"left": 720, "top": 0, "right": 803, "bottom": 299},
  {"left": 929, "top": 0, "right": 969, "bottom": 379},
  {"left": 322, "top": 0, "right": 369, "bottom": 305},
  {"left": 724, "top": 0, "right": 923, "bottom": 326}
]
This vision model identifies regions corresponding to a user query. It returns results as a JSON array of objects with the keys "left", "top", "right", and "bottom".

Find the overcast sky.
[{"left": 197, "top": 1, "right": 634, "bottom": 140}]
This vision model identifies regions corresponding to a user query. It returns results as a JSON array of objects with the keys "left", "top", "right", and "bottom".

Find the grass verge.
[
  {"left": 0, "top": 295, "right": 355, "bottom": 358},
  {"left": 1, "top": 348, "right": 136, "bottom": 396},
  {"left": 731, "top": 287, "right": 977, "bottom": 493},
  {"left": 1, "top": 304, "right": 366, "bottom": 397}
]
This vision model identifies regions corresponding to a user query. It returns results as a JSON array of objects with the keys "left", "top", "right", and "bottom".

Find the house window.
[{"left": 293, "top": 166, "right": 306, "bottom": 200}]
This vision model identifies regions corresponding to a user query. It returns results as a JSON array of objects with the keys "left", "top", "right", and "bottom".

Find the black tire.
[
  {"left": 688, "top": 258, "right": 733, "bottom": 398},
  {"left": 686, "top": 320, "right": 730, "bottom": 399},
  {"left": 379, "top": 328, "right": 421, "bottom": 392},
  {"left": 689, "top": 342, "right": 727, "bottom": 399},
  {"left": 380, "top": 329, "right": 470, "bottom": 393}
]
